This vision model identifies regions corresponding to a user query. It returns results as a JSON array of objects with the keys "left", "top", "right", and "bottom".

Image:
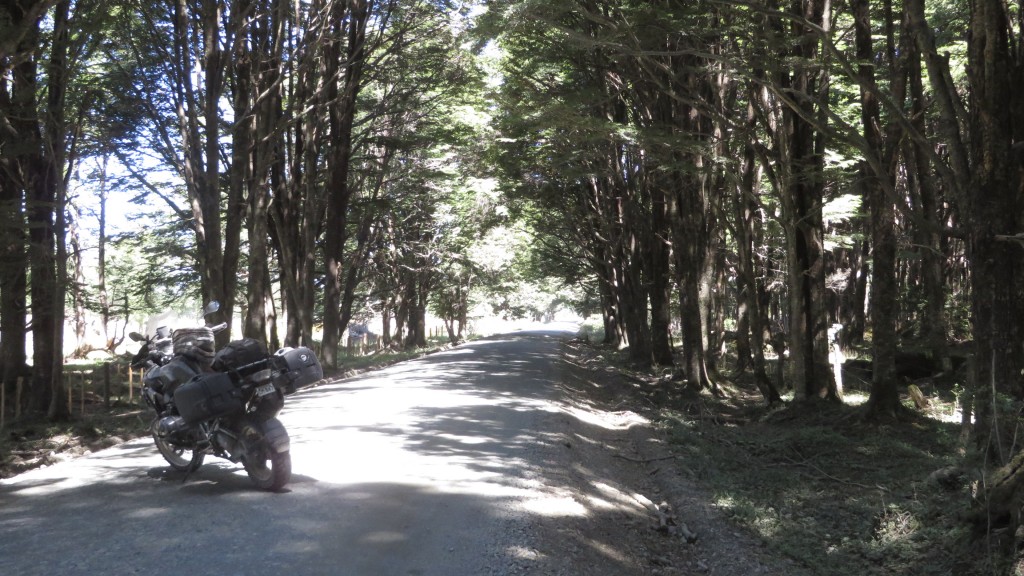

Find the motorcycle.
[{"left": 129, "top": 302, "right": 323, "bottom": 491}]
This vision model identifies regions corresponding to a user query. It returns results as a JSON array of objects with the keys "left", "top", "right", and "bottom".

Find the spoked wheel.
[
  {"left": 150, "top": 419, "right": 204, "bottom": 472},
  {"left": 241, "top": 417, "right": 291, "bottom": 491}
]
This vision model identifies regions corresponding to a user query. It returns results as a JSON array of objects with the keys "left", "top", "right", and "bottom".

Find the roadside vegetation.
[{"left": 567, "top": 332, "right": 998, "bottom": 576}]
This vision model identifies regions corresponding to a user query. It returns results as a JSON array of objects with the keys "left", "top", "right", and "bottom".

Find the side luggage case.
[{"left": 175, "top": 373, "right": 244, "bottom": 423}]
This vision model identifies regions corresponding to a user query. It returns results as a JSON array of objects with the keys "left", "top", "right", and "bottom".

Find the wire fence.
[{"left": 0, "top": 363, "right": 145, "bottom": 430}]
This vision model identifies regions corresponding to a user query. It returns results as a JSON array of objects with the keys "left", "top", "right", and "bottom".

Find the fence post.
[
  {"left": 1, "top": 381, "right": 5, "bottom": 430},
  {"left": 80, "top": 372, "right": 85, "bottom": 415},
  {"left": 15, "top": 377, "right": 21, "bottom": 419},
  {"left": 129, "top": 368, "right": 134, "bottom": 402},
  {"left": 104, "top": 363, "right": 111, "bottom": 409}
]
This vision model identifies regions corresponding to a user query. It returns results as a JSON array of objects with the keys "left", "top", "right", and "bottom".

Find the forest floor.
[
  {"left": 0, "top": 335, "right": 1006, "bottom": 575},
  {"left": 556, "top": 340, "right": 1003, "bottom": 576}
]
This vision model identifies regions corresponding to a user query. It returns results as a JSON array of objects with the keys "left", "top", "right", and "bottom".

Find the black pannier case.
[
  {"left": 174, "top": 372, "right": 244, "bottom": 423},
  {"left": 273, "top": 347, "right": 323, "bottom": 395},
  {"left": 212, "top": 338, "right": 268, "bottom": 378}
]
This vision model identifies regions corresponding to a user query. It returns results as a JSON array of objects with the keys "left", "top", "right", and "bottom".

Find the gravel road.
[{"left": 1, "top": 324, "right": 654, "bottom": 576}]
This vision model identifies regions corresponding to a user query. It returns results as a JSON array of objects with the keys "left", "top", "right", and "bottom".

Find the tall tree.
[
  {"left": 321, "top": 0, "right": 373, "bottom": 368},
  {"left": 772, "top": 0, "right": 837, "bottom": 400},
  {"left": 0, "top": 0, "right": 104, "bottom": 418},
  {"left": 270, "top": 0, "right": 329, "bottom": 347},
  {"left": 0, "top": 0, "right": 32, "bottom": 397},
  {"left": 114, "top": 0, "right": 239, "bottom": 334},
  {"left": 965, "top": 0, "right": 1024, "bottom": 463},
  {"left": 854, "top": 0, "right": 905, "bottom": 419},
  {"left": 231, "top": 0, "right": 287, "bottom": 346}
]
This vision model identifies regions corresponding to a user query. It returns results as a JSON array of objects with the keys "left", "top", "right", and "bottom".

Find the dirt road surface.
[{"left": 0, "top": 325, "right": 794, "bottom": 576}]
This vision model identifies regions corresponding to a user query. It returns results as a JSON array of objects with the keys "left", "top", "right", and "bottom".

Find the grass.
[{"left": 330, "top": 336, "right": 453, "bottom": 375}]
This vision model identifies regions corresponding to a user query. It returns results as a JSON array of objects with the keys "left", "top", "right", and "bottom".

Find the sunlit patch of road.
[{"left": 283, "top": 326, "right": 575, "bottom": 502}]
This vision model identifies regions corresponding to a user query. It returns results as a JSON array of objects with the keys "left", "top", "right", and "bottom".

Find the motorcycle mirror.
[
  {"left": 129, "top": 332, "right": 146, "bottom": 342},
  {"left": 204, "top": 301, "right": 221, "bottom": 316}
]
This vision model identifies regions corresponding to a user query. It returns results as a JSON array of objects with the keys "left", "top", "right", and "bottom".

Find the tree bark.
[
  {"left": 271, "top": 58, "right": 319, "bottom": 346},
  {"left": 648, "top": 178, "right": 674, "bottom": 366},
  {"left": 675, "top": 165, "right": 714, "bottom": 390}
]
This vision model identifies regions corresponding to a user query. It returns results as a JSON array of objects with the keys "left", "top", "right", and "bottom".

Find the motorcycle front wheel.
[
  {"left": 244, "top": 449, "right": 291, "bottom": 492},
  {"left": 150, "top": 419, "right": 205, "bottom": 472}
]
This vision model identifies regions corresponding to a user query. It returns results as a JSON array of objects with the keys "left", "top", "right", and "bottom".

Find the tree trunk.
[
  {"left": 0, "top": 7, "right": 30, "bottom": 395},
  {"left": 43, "top": 0, "right": 71, "bottom": 420},
  {"left": 323, "top": 0, "right": 371, "bottom": 369},
  {"left": 170, "top": 0, "right": 227, "bottom": 331},
  {"left": 15, "top": 16, "right": 55, "bottom": 414},
  {"left": 965, "top": 0, "right": 1024, "bottom": 463},
  {"left": 779, "top": 0, "right": 836, "bottom": 401},
  {"left": 199, "top": 0, "right": 228, "bottom": 321},
  {"left": 905, "top": 51, "right": 948, "bottom": 365},
  {"left": 68, "top": 205, "right": 87, "bottom": 357},
  {"left": 239, "top": 0, "right": 285, "bottom": 346},
  {"left": 96, "top": 155, "right": 112, "bottom": 350},
  {"left": 648, "top": 179, "right": 674, "bottom": 366},
  {"left": 404, "top": 274, "right": 428, "bottom": 349},
  {"left": 675, "top": 167, "right": 714, "bottom": 391},
  {"left": 620, "top": 213, "right": 652, "bottom": 367},
  {"left": 855, "top": 0, "right": 904, "bottom": 420},
  {"left": 736, "top": 100, "right": 780, "bottom": 403}
]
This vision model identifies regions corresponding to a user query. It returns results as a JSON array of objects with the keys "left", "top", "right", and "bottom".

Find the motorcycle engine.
[{"left": 156, "top": 415, "right": 189, "bottom": 437}]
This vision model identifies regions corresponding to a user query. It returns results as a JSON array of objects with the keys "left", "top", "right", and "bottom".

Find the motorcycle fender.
[{"left": 260, "top": 417, "right": 290, "bottom": 454}]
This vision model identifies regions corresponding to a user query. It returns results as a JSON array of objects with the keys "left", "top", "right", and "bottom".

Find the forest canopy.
[{"left": 2, "top": 0, "right": 1024, "bottom": 568}]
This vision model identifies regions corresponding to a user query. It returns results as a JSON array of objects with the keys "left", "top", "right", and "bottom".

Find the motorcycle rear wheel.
[{"left": 150, "top": 419, "right": 204, "bottom": 472}]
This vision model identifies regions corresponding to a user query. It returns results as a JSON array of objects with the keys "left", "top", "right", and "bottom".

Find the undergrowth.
[
  {"left": 569, "top": 339, "right": 999, "bottom": 575},
  {"left": 658, "top": 399, "right": 981, "bottom": 575}
]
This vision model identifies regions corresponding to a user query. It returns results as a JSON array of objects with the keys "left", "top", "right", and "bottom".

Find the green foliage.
[
  {"left": 823, "top": 193, "right": 865, "bottom": 250},
  {"left": 105, "top": 219, "right": 200, "bottom": 315}
]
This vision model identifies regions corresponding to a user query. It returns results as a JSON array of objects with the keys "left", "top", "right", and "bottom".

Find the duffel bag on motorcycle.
[
  {"left": 212, "top": 337, "right": 269, "bottom": 378},
  {"left": 174, "top": 372, "right": 245, "bottom": 423}
]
